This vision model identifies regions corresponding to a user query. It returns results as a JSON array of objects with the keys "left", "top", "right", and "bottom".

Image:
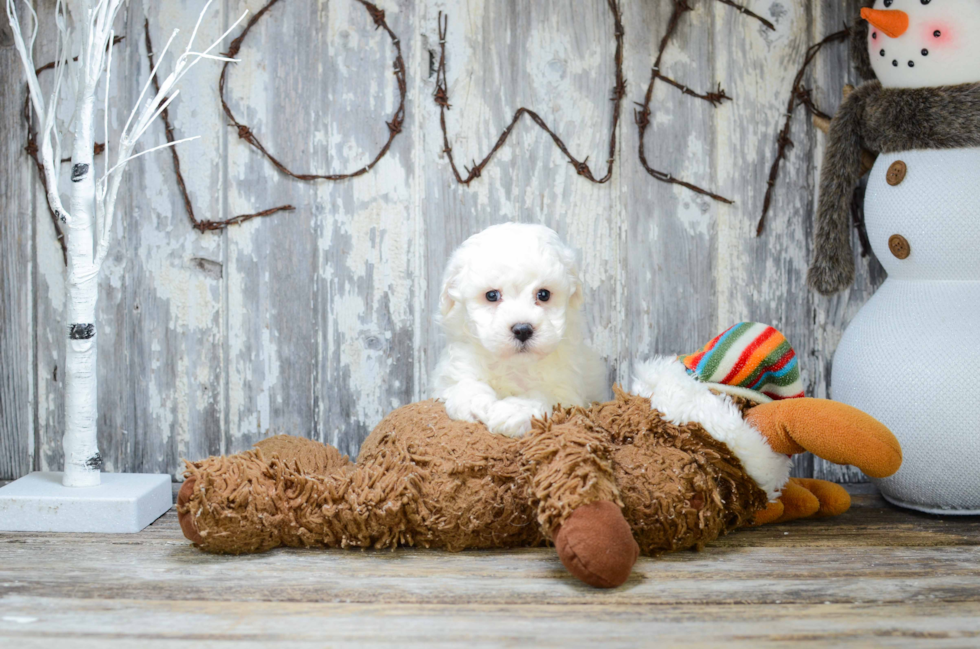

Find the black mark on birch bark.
[
  {"left": 70, "top": 163, "right": 89, "bottom": 182},
  {"left": 69, "top": 323, "right": 96, "bottom": 340},
  {"left": 85, "top": 453, "right": 103, "bottom": 470}
]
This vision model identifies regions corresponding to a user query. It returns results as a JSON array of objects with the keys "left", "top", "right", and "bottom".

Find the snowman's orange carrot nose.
[{"left": 861, "top": 7, "right": 910, "bottom": 38}]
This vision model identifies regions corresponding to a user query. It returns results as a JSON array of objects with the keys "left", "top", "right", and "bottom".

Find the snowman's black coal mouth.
[{"left": 877, "top": 43, "right": 932, "bottom": 71}]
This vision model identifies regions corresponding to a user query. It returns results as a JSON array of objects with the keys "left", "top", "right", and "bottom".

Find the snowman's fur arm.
[
  {"left": 809, "top": 81, "right": 980, "bottom": 295},
  {"left": 808, "top": 82, "right": 874, "bottom": 295},
  {"left": 632, "top": 357, "right": 792, "bottom": 501}
]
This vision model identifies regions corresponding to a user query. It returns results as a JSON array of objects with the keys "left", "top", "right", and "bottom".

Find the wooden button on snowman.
[
  {"left": 885, "top": 160, "right": 906, "bottom": 185},
  {"left": 807, "top": 0, "right": 980, "bottom": 513}
]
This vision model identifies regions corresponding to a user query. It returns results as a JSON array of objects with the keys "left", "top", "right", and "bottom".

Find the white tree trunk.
[
  {"left": 6, "top": 0, "right": 242, "bottom": 487},
  {"left": 63, "top": 94, "right": 101, "bottom": 487}
]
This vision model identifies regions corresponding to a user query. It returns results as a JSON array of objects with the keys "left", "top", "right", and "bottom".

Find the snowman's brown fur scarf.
[
  {"left": 849, "top": 10, "right": 875, "bottom": 83},
  {"left": 808, "top": 81, "right": 980, "bottom": 295}
]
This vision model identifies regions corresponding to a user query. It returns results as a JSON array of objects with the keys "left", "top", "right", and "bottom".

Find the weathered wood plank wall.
[
  {"left": 0, "top": 0, "right": 879, "bottom": 481},
  {"left": 0, "top": 9, "right": 35, "bottom": 481}
]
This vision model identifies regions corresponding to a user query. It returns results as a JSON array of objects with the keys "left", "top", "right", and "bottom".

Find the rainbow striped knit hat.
[{"left": 677, "top": 322, "right": 805, "bottom": 402}]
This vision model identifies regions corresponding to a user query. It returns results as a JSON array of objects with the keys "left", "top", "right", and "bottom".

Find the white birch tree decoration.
[{"left": 5, "top": 0, "right": 246, "bottom": 487}]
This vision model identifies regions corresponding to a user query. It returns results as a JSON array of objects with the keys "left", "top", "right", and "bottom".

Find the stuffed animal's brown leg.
[
  {"left": 177, "top": 436, "right": 422, "bottom": 554},
  {"left": 177, "top": 447, "right": 306, "bottom": 554},
  {"left": 523, "top": 414, "right": 639, "bottom": 588},
  {"left": 178, "top": 434, "right": 354, "bottom": 547},
  {"left": 178, "top": 435, "right": 350, "bottom": 551}
]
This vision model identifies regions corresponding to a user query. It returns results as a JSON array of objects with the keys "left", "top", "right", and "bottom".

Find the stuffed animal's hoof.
[
  {"left": 554, "top": 500, "right": 639, "bottom": 588},
  {"left": 752, "top": 499, "right": 785, "bottom": 526},
  {"left": 784, "top": 477, "right": 851, "bottom": 519},
  {"left": 751, "top": 478, "right": 852, "bottom": 526},
  {"left": 177, "top": 477, "right": 204, "bottom": 545}
]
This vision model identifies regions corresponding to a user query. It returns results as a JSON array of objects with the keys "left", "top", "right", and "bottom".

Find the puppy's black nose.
[{"left": 511, "top": 323, "right": 534, "bottom": 343}]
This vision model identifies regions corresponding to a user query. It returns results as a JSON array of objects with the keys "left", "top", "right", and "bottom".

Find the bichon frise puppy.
[{"left": 432, "top": 223, "right": 607, "bottom": 437}]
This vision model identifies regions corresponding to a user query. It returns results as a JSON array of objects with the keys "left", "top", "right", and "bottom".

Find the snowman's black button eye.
[
  {"left": 880, "top": 49, "right": 886, "bottom": 56},
  {"left": 922, "top": 48, "right": 929, "bottom": 56},
  {"left": 908, "top": 61, "right": 915, "bottom": 67},
  {"left": 892, "top": 59, "right": 899, "bottom": 66},
  {"left": 934, "top": 30, "right": 942, "bottom": 37}
]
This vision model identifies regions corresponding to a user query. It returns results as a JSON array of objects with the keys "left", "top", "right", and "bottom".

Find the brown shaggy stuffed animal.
[{"left": 178, "top": 385, "right": 901, "bottom": 588}]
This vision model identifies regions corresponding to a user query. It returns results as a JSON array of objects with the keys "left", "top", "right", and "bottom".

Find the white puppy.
[{"left": 432, "top": 223, "right": 607, "bottom": 437}]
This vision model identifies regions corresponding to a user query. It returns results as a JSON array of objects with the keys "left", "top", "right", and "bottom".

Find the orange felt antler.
[{"left": 746, "top": 398, "right": 902, "bottom": 478}]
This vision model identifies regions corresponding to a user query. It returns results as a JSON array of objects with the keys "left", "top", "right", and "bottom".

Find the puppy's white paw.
[
  {"left": 444, "top": 397, "right": 481, "bottom": 424},
  {"left": 485, "top": 398, "right": 549, "bottom": 438}
]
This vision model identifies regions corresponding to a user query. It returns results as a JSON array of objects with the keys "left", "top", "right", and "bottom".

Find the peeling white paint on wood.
[{"left": 1, "top": 0, "right": 878, "bottom": 482}]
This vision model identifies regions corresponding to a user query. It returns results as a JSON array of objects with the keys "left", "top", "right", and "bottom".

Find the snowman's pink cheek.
[{"left": 923, "top": 24, "right": 955, "bottom": 48}]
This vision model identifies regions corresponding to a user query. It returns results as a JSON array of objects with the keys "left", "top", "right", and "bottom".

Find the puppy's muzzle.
[{"left": 511, "top": 323, "right": 534, "bottom": 343}]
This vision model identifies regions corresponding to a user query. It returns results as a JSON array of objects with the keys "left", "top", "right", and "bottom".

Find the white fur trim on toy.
[{"left": 632, "top": 357, "right": 791, "bottom": 501}]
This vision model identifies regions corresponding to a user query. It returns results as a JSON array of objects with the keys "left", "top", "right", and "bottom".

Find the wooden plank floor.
[{"left": 2, "top": 484, "right": 979, "bottom": 648}]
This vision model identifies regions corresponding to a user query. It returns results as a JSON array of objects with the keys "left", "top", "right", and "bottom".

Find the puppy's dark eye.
[
  {"left": 537, "top": 289, "right": 551, "bottom": 302},
  {"left": 486, "top": 290, "right": 500, "bottom": 302}
]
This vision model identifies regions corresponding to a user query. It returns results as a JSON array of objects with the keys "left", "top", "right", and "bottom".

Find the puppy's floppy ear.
[{"left": 440, "top": 253, "right": 464, "bottom": 317}]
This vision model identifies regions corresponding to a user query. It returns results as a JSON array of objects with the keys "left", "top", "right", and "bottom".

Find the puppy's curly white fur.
[{"left": 432, "top": 223, "right": 607, "bottom": 437}]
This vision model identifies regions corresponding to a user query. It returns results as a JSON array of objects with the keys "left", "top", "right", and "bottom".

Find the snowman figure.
[{"left": 808, "top": 0, "right": 980, "bottom": 512}]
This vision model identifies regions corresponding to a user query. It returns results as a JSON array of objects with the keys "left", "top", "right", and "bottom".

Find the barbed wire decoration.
[
  {"left": 24, "top": 0, "right": 406, "bottom": 258},
  {"left": 219, "top": 0, "right": 406, "bottom": 186},
  {"left": 153, "top": 0, "right": 407, "bottom": 232},
  {"left": 635, "top": 0, "right": 775, "bottom": 205},
  {"left": 433, "top": 0, "right": 626, "bottom": 185},
  {"left": 22, "top": 0, "right": 854, "bottom": 257},
  {"left": 143, "top": 20, "right": 295, "bottom": 232},
  {"left": 755, "top": 27, "right": 850, "bottom": 236}
]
